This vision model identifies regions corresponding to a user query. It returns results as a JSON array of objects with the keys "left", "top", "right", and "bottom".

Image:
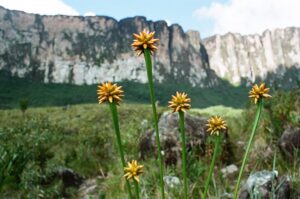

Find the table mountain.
[{"left": 0, "top": 6, "right": 299, "bottom": 87}]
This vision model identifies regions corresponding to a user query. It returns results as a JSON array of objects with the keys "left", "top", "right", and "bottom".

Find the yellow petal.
[{"left": 134, "top": 176, "right": 139, "bottom": 182}]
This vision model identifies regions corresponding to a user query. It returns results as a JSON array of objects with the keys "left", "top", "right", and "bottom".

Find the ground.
[{"left": 0, "top": 103, "right": 299, "bottom": 198}]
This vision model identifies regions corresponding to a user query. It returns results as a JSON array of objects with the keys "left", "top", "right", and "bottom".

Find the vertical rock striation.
[
  {"left": 0, "top": 6, "right": 299, "bottom": 87},
  {"left": 203, "top": 28, "right": 300, "bottom": 86},
  {"left": 0, "top": 7, "right": 215, "bottom": 87}
]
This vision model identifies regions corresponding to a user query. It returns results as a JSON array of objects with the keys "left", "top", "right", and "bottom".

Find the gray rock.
[
  {"left": 278, "top": 126, "right": 300, "bottom": 159},
  {"left": 55, "top": 167, "right": 85, "bottom": 188},
  {"left": 245, "top": 170, "right": 277, "bottom": 196},
  {"left": 221, "top": 164, "right": 238, "bottom": 178},
  {"left": 139, "top": 112, "right": 234, "bottom": 166},
  {"left": 238, "top": 171, "right": 290, "bottom": 199},
  {"left": 163, "top": 176, "right": 180, "bottom": 188}
]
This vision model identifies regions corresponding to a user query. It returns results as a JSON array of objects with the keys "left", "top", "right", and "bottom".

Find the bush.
[{"left": 19, "top": 98, "right": 29, "bottom": 114}]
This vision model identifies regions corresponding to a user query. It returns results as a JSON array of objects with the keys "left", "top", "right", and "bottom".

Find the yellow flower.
[
  {"left": 206, "top": 116, "right": 227, "bottom": 135},
  {"left": 249, "top": 83, "right": 271, "bottom": 104},
  {"left": 124, "top": 160, "right": 144, "bottom": 182},
  {"left": 132, "top": 29, "right": 159, "bottom": 56},
  {"left": 97, "top": 81, "right": 124, "bottom": 105},
  {"left": 168, "top": 92, "right": 191, "bottom": 112}
]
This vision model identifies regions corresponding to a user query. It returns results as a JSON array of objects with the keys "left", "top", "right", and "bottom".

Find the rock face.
[
  {"left": 139, "top": 112, "right": 234, "bottom": 166},
  {"left": 203, "top": 28, "right": 300, "bottom": 86},
  {"left": 0, "top": 6, "right": 216, "bottom": 87},
  {"left": 0, "top": 6, "right": 299, "bottom": 87}
]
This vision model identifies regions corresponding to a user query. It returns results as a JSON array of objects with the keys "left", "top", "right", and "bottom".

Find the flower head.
[
  {"left": 249, "top": 83, "right": 271, "bottom": 104},
  {"left": 124, "top": 160, "right": 144, "bottom": 182},
  {"left": 97, "top": 81, "right": 124, "bottom": 105},
  {"left": 132, "top": 29, "right": 159, "bottom": 56},
  {"left": 206, "top": 116, "right": 227, "bottom": 135},
  {"left": 168, "top": 92, "right": 191, "bottom": 112}
]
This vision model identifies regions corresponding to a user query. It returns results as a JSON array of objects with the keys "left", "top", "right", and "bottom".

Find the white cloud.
[
  {"left": 193, "top": 0, "right": 300, "bottom": 35},
  {"left": 0, "top": 0, "right": 79, "bottom": 15},
  {"left": 165, "top": 19, "right": 171, "bottom": 26},
  {"left": 84, "top": 12, "right": 96, "bottom": 16}
]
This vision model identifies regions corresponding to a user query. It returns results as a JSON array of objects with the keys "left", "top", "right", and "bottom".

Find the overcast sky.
[{"left": 0, "top": 0, "right": 299, "bottom": 38}]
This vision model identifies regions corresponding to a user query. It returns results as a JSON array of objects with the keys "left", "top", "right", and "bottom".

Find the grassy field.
[{"left": 0, "top": 101, "right": 299, "bottom": 198}]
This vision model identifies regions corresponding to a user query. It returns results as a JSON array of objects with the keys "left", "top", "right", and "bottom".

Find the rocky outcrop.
[
  {"left": 203, "top": 28, "right": 300, "bottom": 86},
  {"left": 0, "top": 6, "right": 216, "bottom": 87}
]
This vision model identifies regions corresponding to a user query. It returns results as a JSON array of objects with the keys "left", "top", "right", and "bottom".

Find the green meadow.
[{"left": 0, "top": 85, "right": 299, "bottom": 198}]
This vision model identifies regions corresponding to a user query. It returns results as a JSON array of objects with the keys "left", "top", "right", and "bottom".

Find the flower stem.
[
  {"left": 109, "top": 102, "right": 133, "bottom": 199},
  {"left": 134, "top": 180, "right": 140, "bottom": 199},
  {"left": 203, "top": 135, "right": 221, "bottom": 199},
  {"left": 179, "top": 111, "right": 188, "bottom": 199},
  {"left": 144, "top": 49, "right": 165, "bottom": 199},
  {"left": 233, "top": 99, "right": 263, "bottom": 199}
]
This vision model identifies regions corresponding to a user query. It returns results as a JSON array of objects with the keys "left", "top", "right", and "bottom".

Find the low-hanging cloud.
[
  {"left": 0, "top": 0, "right": 79, "bottom": 15},
  {"left": 193, "top": 0, "right": 300, "bottom": 35},
  {"left": 84, "top": 12, "right": 96, "bottom": 17}
]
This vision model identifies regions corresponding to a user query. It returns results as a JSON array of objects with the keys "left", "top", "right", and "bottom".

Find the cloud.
[
  {"left": 193, "top": 0, "right": 300, "bottom": 35},
  {"left": 84, "top": 12, "right": 96, "bottom": 16},
  {"left": 165, "top": 19, "right": 172, "bottom": 26},
  {"left": 0, "top": 0, "right": 79, "bottom": 15}
]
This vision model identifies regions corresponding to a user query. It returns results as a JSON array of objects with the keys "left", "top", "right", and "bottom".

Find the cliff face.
[
  {"left": 0, "top": 6, "right": 299, "bottom": 87},
  {"left": 203, "top": 28, "right": 300, "bottom": 85},
  {"left": 0, "top": 6, "right": 217, "bottom": 87}
]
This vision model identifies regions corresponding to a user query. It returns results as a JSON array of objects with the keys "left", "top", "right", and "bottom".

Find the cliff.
[
  {"left": 0, "top": 6, "right": 217, "bottom": 87},
  {"left": 203, "top": 28, "right": 300, "bottom": 85},
  {"left": 0, "top": 6, "right": 299, "bottom": 87}
]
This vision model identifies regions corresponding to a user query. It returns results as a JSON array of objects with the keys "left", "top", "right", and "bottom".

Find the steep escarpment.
[
  {"left": 0, "top": 6, "right": 299, "bottom": 88},
  {"left": 203, "top": 28, "right": 300, "bottom": 86},
  {"left": 0, "top": 6, "right": 217, "bottom": 87}
]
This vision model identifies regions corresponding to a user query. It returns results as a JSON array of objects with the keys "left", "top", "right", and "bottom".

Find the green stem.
[
  {"left": 203, "top": 135, "right": 221, "bottom": 199},
  {"left": 271, "top": 150, "right": 277, "bottom": 199},
  {"left": 179, "top": 111, "right": 188, "bottom": 199},
  {"left": 109, "top": 102, "right": 133, "bottom": 199},
  {"left": 134, "top": 180, "right": 140, "bottom": 199},
  {"left": 233, "top": 99, "right": 263, "bottom": 199},
  {"left": 144, "top": 49, "right": 165, "bottom": 199}
]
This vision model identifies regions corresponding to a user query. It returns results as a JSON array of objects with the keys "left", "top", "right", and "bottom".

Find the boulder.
[
  {"left": 278, "top": 126, "right": 300, "bottom": 159},
  {"left": 55, "top": 167, "right": 85, "bottom": 188},
  {"left": 252, "top": 137, "right": 274, "bottom": 161},
  {"left": 139, "top": 112, "right": 234, "bottom": 166},
  {"left": 238, "top": 171, "right": 290, "bottom": 199}
]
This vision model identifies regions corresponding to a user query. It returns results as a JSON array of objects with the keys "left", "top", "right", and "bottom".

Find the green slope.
[{"left": 0, "top": 71, "right": 249, "bottom": 109}]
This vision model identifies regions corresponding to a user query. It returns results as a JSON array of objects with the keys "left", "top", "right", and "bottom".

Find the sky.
[{"left": 0, "top": 0, "right": 299, "bottom": 38}]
